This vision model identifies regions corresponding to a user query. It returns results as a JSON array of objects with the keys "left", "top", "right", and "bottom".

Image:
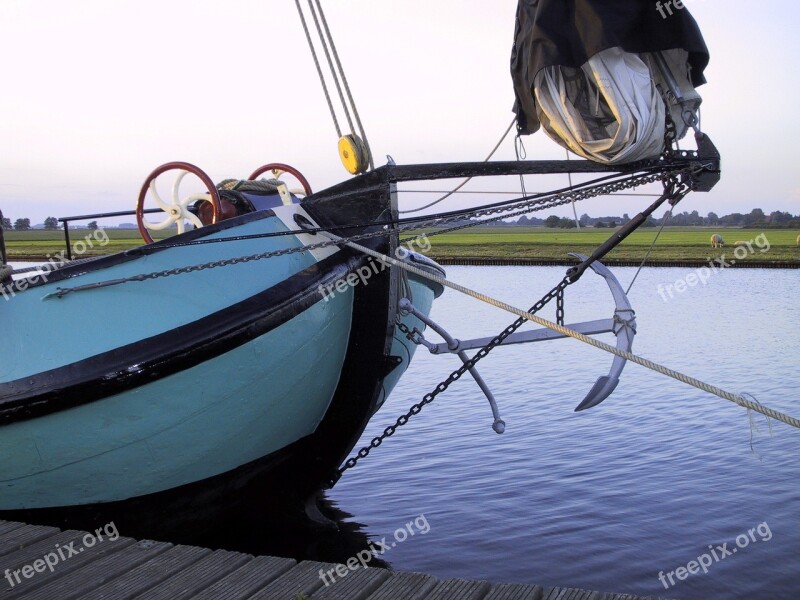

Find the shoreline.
[
  {"left": 429, "top": 257, "right": 800, "bottom": 268},
  {"left": 9, "top": 253, "right": 799, "bottom": 269}
]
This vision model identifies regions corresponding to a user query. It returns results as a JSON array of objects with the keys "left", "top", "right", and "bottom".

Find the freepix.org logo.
[
  {"left": 657, "top": 522, "right": 772, "bottom": 590},
  {"left": 2, "top": 228, "right": 110, "bottom": 301},
  {"left": 4, "top": 522, "right": 119, "bottom": 589},
  {"left": 317, "top": 234, "right": 431, "bottom": 302},
  {"left": 318, "top": 514, "right": 430, "bottom": 587}
]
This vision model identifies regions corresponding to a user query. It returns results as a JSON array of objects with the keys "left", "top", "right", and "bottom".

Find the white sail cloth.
[{"left": 533, "top": 47, "right": 701, "bottom": 164}]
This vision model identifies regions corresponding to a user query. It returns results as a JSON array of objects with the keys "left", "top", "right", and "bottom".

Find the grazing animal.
[
  {"left": 710, "top": 234, "right": 725, "bottom": 248},
  {"left": 797, "top": 234, "right": 800, "bottom": 246}
]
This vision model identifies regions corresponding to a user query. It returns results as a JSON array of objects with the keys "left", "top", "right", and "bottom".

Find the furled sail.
[{"left": 511, "top": 0, "right": 710, "bottom": 164}]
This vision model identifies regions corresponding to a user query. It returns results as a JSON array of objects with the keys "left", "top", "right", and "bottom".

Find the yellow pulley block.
[{"left": 338, "top": 134, "right": 370, "bottom": 175}]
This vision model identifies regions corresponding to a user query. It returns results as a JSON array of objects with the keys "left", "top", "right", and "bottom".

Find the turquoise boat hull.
[{"left": 0, "top": 189, "right": 444, "bottom": 537}]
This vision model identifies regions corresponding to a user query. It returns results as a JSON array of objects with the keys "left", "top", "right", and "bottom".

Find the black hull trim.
[
  {"left": 1, "top": 176, "right": 402, "bottom": 538},
  {"left": 0, "top": 266, "right": 399, "bottom": 541},
  {"left": 0, "top": 251, "right": 368, "bottom": 425}
]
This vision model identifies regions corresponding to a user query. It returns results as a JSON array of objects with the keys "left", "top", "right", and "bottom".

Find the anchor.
[
  {"left": 568, "top": 253, "right": 636, "bottom": 412},
  {"left": 399, "top": 256, "right": 636, "bottom": 431}
]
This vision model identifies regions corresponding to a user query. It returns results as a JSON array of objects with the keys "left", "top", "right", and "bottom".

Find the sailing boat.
[
  {"left": 0, "top": 0, "right": 719, "bottom": 538},
  {"left": 0, "top": 156, "right": 445, "bottom": 535}
]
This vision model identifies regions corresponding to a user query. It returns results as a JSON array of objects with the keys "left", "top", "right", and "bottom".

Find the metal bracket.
[{"left": 398, "top": 298, "right": 506, "bottom": 434}]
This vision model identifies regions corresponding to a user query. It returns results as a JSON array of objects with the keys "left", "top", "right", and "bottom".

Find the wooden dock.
[{"left": 1, "top": 520, "right": 673, "bottom": 599}]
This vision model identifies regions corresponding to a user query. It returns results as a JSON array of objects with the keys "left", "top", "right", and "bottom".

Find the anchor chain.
[
  {"left": 556, "top": 287, "right": 565, "bottom": 326},
  {"left": 44, "top": 168, "right": 683, "bottom": 299},
  {"left": 330, "top": 275, "right": 572, "bottom": 485},
  {"left": 332, "top": 168, "right": 692, "bottom": 484}
]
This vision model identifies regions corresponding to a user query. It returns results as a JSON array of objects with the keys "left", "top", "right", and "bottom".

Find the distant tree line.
[
  {"left": 496, "top": 208, "right": 800, "bottom": 228},
  {"left": 1, "top": 216, "right": 98, "bottom": 230}
]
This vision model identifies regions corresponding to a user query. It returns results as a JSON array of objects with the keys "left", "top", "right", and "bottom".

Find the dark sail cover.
[{"left": 511, "top": 0, "right": 710, "bottom": 135}]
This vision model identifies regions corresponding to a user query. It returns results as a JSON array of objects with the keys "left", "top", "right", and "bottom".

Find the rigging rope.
[
  {"left": 312, "top": 0, "right": 373, "bottom": 170},
  {"left": 37, "top": 168, "right": 680, "bottom": 296},
  {"left": 625, "top": 206, "right": 673, "bottom": 295},
  {"left": 296, "top": 0, "right": 374, "bottom": 171},
  {"left": 565, "top": 147, "right": 581, "bottom": 229},
  {"left": 399, "top": 118, "right": 517, "bottom": 214},
  {"left": 305, "top": 0, "right": 355, "bottom": 136},
  {"left": 294, "top": 0, "right": 341, "bottom": 138},
  {"left": 323, "top": 232, "right": 800, "bottom": 432}
]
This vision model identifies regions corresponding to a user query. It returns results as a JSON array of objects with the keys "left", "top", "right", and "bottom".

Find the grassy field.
[
  {"left": 3, "top": 226, "right": 799, "bottom": 263},
  {"left": 420, "top": 227, "right": 800, "bottom": 263},
  {"left": 2, "top": 228, "right": 169, "bottom": 259}
]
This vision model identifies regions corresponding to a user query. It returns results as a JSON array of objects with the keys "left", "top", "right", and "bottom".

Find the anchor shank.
[
  {"left": 567, "top": 190, "right": 672, "bottom": 282},
  {"left": 431, "top": 319, "right": 615, "bottom": 354}
]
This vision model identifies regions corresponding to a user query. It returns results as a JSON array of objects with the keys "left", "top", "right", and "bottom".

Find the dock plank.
[
  {"left": 544, "top": 588, "right": 603, "bottom": 600},
  {"left": 2, "top": 534, "right": 134, "bottom": 599},
  {"left": 486, "top": 582, "right": 545, "bottom": 600},
  {"left": 134, "top": 548, "right": 251, "bottom": 600},
  {"left": 80, "top": 544, "right": 210, "bottom": 600},
  {"left": 367, "top": 571, "right": 438, "bottom": 599},
  {"left": 426, "top": 578, "right": 493, "bottom": 600},
  {"left": 0, "top": 523, "right": 24, "bottom": 538},
  {"left": 0, "top": 530, "right": 83, "bottom": 573},
  {"left": 248, "top": 560, "right": 331, "bottom": 599},
  {"left": 313, "top": 565, "right": 390, "bottom": 599},
  {"left": 0, "top": 524, "right": 60, "bottom": 558},
  {"left": 191, "top": 555, "right": 296, "bottom": 600},
  {"left": 18, "top": 539, "right": 171, "bottom": 600}
]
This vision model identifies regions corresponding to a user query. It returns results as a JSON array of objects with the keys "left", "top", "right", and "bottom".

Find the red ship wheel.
[
  {"left": 248, "top": 162, "right": 312, "bottom": 197},
  {"left": 136, "top": 162, "right": 221, "bottom": 244}
]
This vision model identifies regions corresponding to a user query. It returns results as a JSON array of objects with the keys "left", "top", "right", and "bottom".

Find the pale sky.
[{"left": 1, "top": 0, "right": 798, "bottom": 226}]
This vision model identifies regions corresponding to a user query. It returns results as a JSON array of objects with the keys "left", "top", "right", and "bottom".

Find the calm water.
[
  {"left": 10, "top": 263, "right": 798, "bottom": 598},
  {"left": 328, "top": 266, "right": 798, "bottom": 599}
]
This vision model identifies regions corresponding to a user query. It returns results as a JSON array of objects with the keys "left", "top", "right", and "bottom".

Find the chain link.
[
  {"left": 332, "top": 167, "right": 692, "bottom": 484},
  {"left": 50, "top": 167, "right": 687, "bottom": 298},
  {"left": 400, "top": 169, "right": 673, "bottom": 243},
  {"left": 330, "top": 275, "right": 572, "bottom": 486},
  {"left": 556, "top": 287, "right": 565, "bottom": 326}
]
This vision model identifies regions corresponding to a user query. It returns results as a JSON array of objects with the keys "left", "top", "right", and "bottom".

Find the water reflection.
[{"left": 192, "top": 493, "right": 390, "bottom": 569}]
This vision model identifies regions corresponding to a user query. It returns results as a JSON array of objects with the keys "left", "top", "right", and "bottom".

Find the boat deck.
[{"left": 0, "top": 520, "right": 672, "bottom": 599}]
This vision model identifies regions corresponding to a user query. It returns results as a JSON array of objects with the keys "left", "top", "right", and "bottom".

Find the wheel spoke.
[
  {"left": 175, "top": 218, "right": 185, "bottom": 235},
  {"left": 144, "top": 214, "right": 178, "bottom": 231},
  {"left": 186, "top": 212, "right": 204, "bottom": 229},
  {"left": 171, "top": 170, "right": 189, "bottom": 206},
  {"left": 148, "top": 181, "right": 171, "bottom": 212}
]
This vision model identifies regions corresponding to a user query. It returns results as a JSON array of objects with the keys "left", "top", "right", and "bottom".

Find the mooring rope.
[{"left": 322, "top": 232, "right": 800, "bottom": 431}]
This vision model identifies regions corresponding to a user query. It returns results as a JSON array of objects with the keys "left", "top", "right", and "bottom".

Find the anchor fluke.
[
  {"left": 568, "top": 253, "right": 636, "bottom": 412},
  {"left": 574, "top": 376, "right": 619, "bottom": 411}
]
